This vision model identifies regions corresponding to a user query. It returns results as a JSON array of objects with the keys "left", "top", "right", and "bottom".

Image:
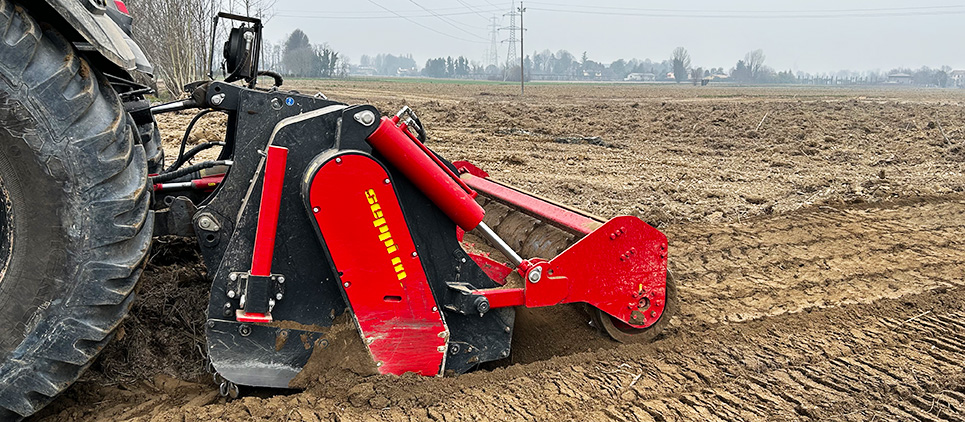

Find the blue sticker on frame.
[{"left": 285, "top": 97, "right": 295, "bottom": 106}]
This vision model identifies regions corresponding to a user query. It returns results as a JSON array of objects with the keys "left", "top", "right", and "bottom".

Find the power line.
[
  {"left": 524, "top": 1, "right": 965, "bottom": 15},
  {"left": 525, "top": 6, "right": 965, "bottom": 19},
  {"left": 365, "top": 0, "right": 486, "bottom": 43},
  {"left": 274, "top": 9, "right": 503, "bottom": 20},
  {"left": 407, "top": 0, "right": 489, "bottom": 35},
  {"left": 455, "top": 0, "right": 493, "bottom": 20}
]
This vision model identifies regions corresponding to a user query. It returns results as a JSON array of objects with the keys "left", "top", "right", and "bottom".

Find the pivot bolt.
[
  {"left": 354, "top": 110, "right": 377, "bottom": 126},
  {"left": 475, "top": 297, "right": 490, "bottom": 315},
  {"left": 527, "top": 267, "right": 542, "bottom": 283},
  {"left": 211, "top": 93, "right": 226, "bottom": 106}
]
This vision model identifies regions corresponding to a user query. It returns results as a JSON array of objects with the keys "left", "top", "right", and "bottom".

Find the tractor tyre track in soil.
[{"left": 31, "top": 195, "right": 965, "bottom": 421}]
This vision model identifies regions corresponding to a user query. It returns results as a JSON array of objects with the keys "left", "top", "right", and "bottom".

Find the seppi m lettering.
[{"left": 365, "top": 189, "right": 407, "bottom": 280}]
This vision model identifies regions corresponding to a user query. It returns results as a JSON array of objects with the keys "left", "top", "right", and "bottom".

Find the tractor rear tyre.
[{"left": 0, "top": 2, "right": 152, "bottom": 419}]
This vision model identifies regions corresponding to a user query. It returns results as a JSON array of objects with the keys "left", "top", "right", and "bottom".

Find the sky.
[{"left": 259, "top": 1, "right": 965, "bottom": 74}]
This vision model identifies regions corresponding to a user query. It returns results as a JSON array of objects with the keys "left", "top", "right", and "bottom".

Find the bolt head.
[
  {"left": 343, "top": 282, "right": 350, "bottom": 288},
  {"left": 411, "top": 252, "right": 418, "bottom": 257},
  {"left": 276, "top": 293, "right": 283, "bottom": 300},
  {"left": 229, "top": 273, "right": 238, "bottom": 281},
  {"left": 313, "top": 207, "right": 320, "bottom": 213},
  {"left": 211, "top": 93, "right": 225, "bottom": 106},
  {"left": 432, "top": 306, "right": 438, "bottom": 312},
  {"left": 384, "top": 178, "right": 390, "bottom": 184},
  {"left": 277, "top": 276, "right": 285, "bottom": 284},
  {"left": 354, "top": 110, "right": 377, "bottom": 126},
  {"left": 335, "top": 157, "right": 342, "bottom": 164},
  {"left": 475, "top": 297, "right": 490, "bottom": 314},
  {"left": 227, "top": 290, "right": 236, "bottom": 298},
  {"left": 527, "top": 267, "right": 542, "bottom": 283}
]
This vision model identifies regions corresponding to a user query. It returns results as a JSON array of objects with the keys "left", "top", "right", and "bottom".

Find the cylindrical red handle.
[{"left": 367, "top": 117, "right": 485, "bottom": 231}]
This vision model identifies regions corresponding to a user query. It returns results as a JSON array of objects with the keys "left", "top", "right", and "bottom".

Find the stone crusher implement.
[
  {"left": 146, "top": 13, "right": 677, "bottom": 393},
  {"left": 152, "top": 86, "right": 676, "bottom": 390}
]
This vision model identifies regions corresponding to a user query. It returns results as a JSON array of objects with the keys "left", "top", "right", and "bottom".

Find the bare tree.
[
  {"left": 744, "top": 49, "right": 766, "bottom": 81},
  {"left": 690, "top": 67, "right": 703, "bottom": 85},
  {"left": 128, "top": 0, "right": 221, "bottom": 97},
  {"left": 671, "top": 47, "right": 691, "bottom": 83},
  {"left": 224, "top": 0, "right": 276, "bottom": 21}
]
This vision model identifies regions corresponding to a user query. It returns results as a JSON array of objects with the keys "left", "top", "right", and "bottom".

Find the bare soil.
[{"left": 30, "top": 81, "right": 965, "bottom": 421}]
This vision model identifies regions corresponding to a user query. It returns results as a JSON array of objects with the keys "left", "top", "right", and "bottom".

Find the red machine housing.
[{"left": 307, "top": 153, "right": 449, "bottom": 376}]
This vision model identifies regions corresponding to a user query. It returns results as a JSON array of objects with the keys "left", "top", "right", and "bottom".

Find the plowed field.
[{"left": 31, "top": 81, "right": 965, "bottom": 421}]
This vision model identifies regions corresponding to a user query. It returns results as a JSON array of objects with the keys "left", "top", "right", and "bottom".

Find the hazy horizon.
[{"left": 256, "top": 0, "right": 965, "bottom": 75}]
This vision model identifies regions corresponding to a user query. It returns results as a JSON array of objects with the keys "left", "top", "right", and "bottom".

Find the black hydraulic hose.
[
  {"left": 258, "top": 70, "right": 284, "bottom": 87},
  {"left": 179, "top": 141, "right": 225, "bottom": 165},
  {"left": 166, "top": 109, "right": 224, "bottom": 173},
  {"left": 153, "top": 160, "right": 232, "bottom": 183}
]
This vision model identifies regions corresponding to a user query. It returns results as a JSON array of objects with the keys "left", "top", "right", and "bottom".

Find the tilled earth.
[{"left": 31, "top": 82, "right": 965, "bottom": 421}]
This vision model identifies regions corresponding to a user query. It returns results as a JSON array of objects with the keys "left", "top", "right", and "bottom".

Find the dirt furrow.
[
  {"left": 669, "top": 197, "right": 965, "bottom": 326},
  {"left": 31, "top": 197, "right": 965, "bottom": 421}
]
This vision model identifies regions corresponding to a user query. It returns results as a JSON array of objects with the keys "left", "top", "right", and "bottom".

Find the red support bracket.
[{"left": 469, "top": 216, "right": 669, "bottom": 329}]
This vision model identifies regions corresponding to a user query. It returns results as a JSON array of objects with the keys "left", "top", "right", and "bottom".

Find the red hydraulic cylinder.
[
  {"left": 250, "top": 145, "right": 289, "bottom": 277},
  {"left": 367, "top": 117, "right": 485, "bottom": 231}
]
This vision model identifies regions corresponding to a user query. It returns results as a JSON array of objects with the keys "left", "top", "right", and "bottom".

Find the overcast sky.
[{"left": 260, "top": 1, "right": 965, "bottom": 74}]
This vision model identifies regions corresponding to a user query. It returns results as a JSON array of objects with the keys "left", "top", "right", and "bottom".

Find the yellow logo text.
[{"left": 366, "top": 189, "right": 406, "bottom": 280}]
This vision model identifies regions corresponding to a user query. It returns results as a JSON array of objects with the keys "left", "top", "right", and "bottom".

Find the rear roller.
[{"left": 589, "top": 272, "right": 677, "bottom": 343}]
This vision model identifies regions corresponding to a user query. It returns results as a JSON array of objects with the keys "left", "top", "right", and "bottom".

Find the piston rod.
[{"left": 475, "top": 221, "right": 523, "bottom": 267}]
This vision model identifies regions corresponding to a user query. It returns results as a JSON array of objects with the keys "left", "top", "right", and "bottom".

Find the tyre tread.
[{"left": 0, "top": 1, "right": 152, "bottom": 418}]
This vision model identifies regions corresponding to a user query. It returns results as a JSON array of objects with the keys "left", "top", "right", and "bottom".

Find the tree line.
[{"left": 128, "top": 3, "right": 960, "bottom": 92}]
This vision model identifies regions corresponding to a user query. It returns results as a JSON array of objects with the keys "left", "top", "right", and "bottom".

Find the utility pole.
[{"left": 519, "top": 2, "right": 525, "bottom": 95}]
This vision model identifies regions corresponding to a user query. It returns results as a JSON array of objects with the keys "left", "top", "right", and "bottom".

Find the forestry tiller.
[
  {"left": 0, "top": 4, "right": 676, "bottom": 416},
  {"left": 147, "top": 14, "right": 676, "bottom": 390},
  {"left": 164, "top": 90, "right": 674, "bottom": 388}
]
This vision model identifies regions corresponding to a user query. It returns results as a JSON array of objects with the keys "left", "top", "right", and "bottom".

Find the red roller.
[{"left": 367, "top": 117, "right": 485, "bottom": 231}]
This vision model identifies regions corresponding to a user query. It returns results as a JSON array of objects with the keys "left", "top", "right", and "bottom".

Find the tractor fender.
[{"left": 39, "top": 0, "right": 152, "bottom": 75}]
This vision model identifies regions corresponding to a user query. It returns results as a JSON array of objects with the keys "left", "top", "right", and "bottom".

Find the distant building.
[
  {"left": 353, "top": 66, "right": 376, "bottom": 76},
  {"left": 887, "top": 73, "right": 912, "bottom": 84},
  {"left": 624, "top": 72, "right": 655, "bottom": 81},
  {"left": 950, "top": 70, "right": 965, "bottom": 87}
]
